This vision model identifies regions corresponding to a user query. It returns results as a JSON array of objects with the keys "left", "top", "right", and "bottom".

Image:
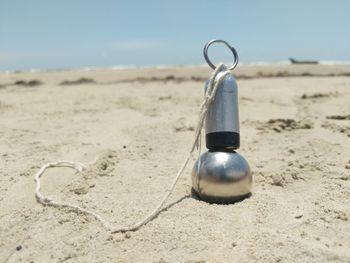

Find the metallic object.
[
  {"left": 192, "top": 39, "right": 252, "bottom": 203},
  {"left": 205, "top": 72, "right": 240, "bottom": 150},
  {"left": 203, "top": 39, "right": 239, "bottom": 70},
  {"left": 192, "top": 151, "right": 252, "bottom": 203}
]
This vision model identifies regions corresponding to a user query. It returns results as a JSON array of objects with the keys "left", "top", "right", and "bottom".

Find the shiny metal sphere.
[{"left": 192, "top": 150, "right": 252, "bottom": 203}]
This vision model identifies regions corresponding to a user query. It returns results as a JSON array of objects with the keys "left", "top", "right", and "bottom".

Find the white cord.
[{"left": 34, "top": 64, "right": 230, "bottom": 233}]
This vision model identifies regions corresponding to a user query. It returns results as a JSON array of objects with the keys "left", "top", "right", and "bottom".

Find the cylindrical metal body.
[{"left": 205, "top": 71, "right": 240, "bottom": 150}]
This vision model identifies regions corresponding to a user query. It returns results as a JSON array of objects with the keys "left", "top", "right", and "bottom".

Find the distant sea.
[{"left": 1, "top": 60, "right": 350, "bottom": 74}]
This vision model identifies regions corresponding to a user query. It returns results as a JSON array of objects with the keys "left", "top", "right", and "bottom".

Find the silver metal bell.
[
  {"left": 192, "top": 39, "right": 252, "bottom": 203},
  {"left": 192, "top": 151, "right": 252, "bottom": 203}
]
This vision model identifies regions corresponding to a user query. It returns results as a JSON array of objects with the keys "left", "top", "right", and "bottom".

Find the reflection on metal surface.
[{"left": 192, "top": 151, "right": 252, "bottom": 203}]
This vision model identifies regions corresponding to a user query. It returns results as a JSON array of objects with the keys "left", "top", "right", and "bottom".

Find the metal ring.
[{"left": 203, "top": 39, "right": 239, "bottom": 70}]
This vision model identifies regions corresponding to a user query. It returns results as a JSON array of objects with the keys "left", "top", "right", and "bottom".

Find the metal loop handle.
[{"left": 203, "top": 39, "right": 239, "bottom": 71}]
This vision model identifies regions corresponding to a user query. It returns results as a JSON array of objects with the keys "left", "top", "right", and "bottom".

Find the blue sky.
[{"left": 0, "top": 0, "right": 349, "bottom": 71}]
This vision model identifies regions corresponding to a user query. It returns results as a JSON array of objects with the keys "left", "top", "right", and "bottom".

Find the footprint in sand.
[
  {"left": 257, "top": 118, "right": 313, "bottom": 133},
  {"left": 80, "top": 150, "right": 120, "bottom": 178},
  {"left": 59, "top": 78, "right": 96, "bottom": 86},
  {"left": 0, "top": 79, "right": 43, "bottom": 88},
  {"left": 326, "top": 114, "right": 350, "bottom": 120},
  {"left": 322, "top": 122, "right": 350, "bottom": 137},
  {"left": 322, "top": 113, "right": 350, "bottom": 136},
  {"left": 299, "top": 92, "right": 339, "bottom": 102}
]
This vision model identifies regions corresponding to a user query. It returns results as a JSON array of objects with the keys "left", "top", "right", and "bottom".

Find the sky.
[{"left": 0, "top": 0, "right": 349, "bottom": 71}]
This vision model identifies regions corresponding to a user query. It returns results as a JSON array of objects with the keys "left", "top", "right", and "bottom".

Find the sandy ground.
[{"left": 0, "top": 64, "right": 350, "bottom": 263}]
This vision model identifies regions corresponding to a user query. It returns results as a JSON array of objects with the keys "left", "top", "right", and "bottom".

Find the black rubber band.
[{"left": 206, "top": 132, "right": 240, "bottom": 150}]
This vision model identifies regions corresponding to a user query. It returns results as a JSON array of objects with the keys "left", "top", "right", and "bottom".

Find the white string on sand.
[{"left": 34, "top": 63, "right": 231, "bottom": 233}]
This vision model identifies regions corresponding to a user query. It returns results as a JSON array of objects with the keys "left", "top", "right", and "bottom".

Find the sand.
[{"left": 0, "top": 64, "right": 349, "bottom": 262}]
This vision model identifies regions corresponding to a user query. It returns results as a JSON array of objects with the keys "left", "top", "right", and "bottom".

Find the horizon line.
[{"left": 1, "top": 60, "right": 350, "bottom": 74}]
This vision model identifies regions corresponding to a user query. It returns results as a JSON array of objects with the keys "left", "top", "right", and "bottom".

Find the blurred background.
[{"left": 1, "top": 0, "right": 350, "bottom": 71}]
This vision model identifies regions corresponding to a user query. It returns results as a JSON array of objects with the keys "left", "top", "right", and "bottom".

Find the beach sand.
[{"left": 1, "top": 64, "right": 350, "bottom": 262}]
